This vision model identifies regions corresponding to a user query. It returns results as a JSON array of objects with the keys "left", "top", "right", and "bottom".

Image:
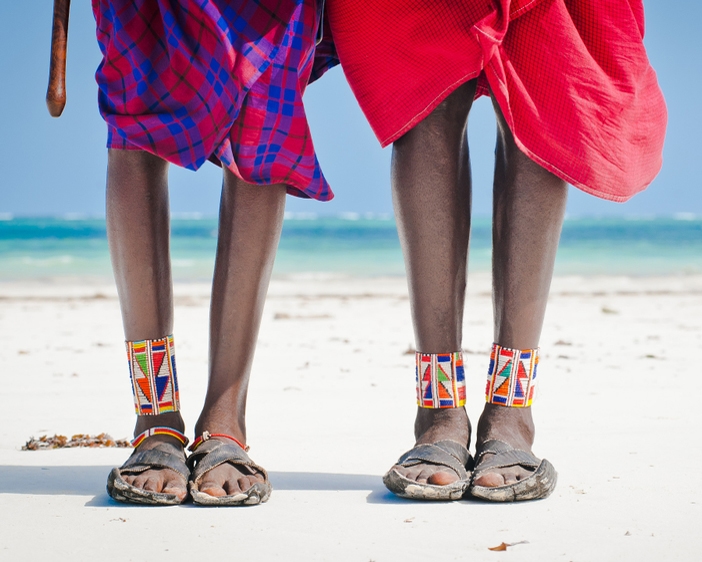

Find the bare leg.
[
  {"left": 389, "top": 80, "right": 477, "bottom": 486},
  {"left": 107, "top": 149, "right": 186, "bottom": 500},
  {"left": 193, "top": 170, "right": 287, "bottom": 497},
  {"left": 472, "top": 101, "right": 567, "bottom": 487}
]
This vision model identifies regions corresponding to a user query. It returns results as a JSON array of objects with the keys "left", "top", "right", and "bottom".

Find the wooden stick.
[{"left": 46, "top": 0, "right": 71, "bottom": 117}]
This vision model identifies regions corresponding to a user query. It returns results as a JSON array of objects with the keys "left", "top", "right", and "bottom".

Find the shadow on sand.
[{"left": 0, "top": 465, "right": 403, "bottom": 505}]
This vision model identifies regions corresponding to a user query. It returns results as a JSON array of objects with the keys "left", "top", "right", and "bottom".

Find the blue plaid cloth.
[{"left": 94, "top": 0, "right": 339, "bottom": 200}]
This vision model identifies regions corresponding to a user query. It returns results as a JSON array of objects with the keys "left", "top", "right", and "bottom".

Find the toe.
[
  {"left": 474, "top": 465, "right": 535, "bottom": 487},
  {"left": 413, "top": 467, "right": 434, "bottom": 484},
  {"left": 401, "top": 464, "right": 459, "bottom": 486},
  {"left": 427, "top": 469, "right": 459, "bottom": 486},
  {"left": 220, "top": 477, "right": 243, "bottom": 496},
  {"left": 502, "top": 468, "right": 520, "bottom": 486},
  {"left": 199, "top": 481, "right": 227, "bottom": 497},
  {"left": 236, "top": 476, "right": 257, "bottom": 494},
  {"left": 130, "top": 474, "right": 149, "bottom": 489},
  {"left": 162, "top": 484, "right": 187, "bottom": 500},
  {"left": 415, "top": 465, "right": 436, "bottom": 484},
  {"left": 198, "top": 470, "right": 227, "bottom": 497},
  {"left": 199, "top": 464, "right": 264, "bottom": 497},
  {"left": 473, "top": 471, "right": 506, "bottom": 488},
  {"left": 161, "top": 472, "right": 187, "bottom": 499},
  {"left": 394, "top": 465, "right": 419, "bottom": 482},
  {"left": 142, "top": 475, "right": 163, "bottom": 493},
  {"left": 122, "top": 474, "right": 137, "bottom": 487},
  {"left": 512, "top": 465, "right": 534, "bottom": 483}
]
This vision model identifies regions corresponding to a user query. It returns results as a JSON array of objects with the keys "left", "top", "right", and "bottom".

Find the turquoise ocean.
[{"left": 0, "top": 215, "right": 700, "bottom": 282}]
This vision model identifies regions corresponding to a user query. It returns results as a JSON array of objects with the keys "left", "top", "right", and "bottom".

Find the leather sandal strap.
[
  {"left": 395, "top": 440, "right": 471, "bottom": 479},
  {"left": 187, "top": 439, "right": 268, "bottom": 485},
  {"left": 119, "top": 442, "right": 189, "bottom": 480},
  {"left": 473, "top": 439, "right": 540, "bottom": 478}
]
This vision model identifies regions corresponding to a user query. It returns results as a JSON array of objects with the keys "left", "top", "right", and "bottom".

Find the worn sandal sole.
[
  {"left": 383, "top": 440, "right": 472, "bottom": 501},
  {"left": 106, "top": 441, "right": 189, "bottom": 505},
  {"left": 189, "top": 482, "right": 271, "bottom": 506},
  {"left": 107, "top": 468, "right": 186, "bottom": 505},
  {"left": 188, "top": 438, "right": 272, "bottom": 506},
  {"left": 383, "top": 470, "right": 468, "bottom": 500},
  {"left": 469, "top": 458, "right": 557, "bottom": 502}
]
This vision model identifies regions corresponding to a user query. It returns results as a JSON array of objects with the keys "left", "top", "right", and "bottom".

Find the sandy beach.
[{"left": 0, "top": 272, "right": 700, "bottom": 561}]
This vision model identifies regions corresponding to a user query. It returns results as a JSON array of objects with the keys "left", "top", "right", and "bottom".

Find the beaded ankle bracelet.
[
  {"left": 416, "top": 351, "right": 466, "bottom": 409},
  {"left": 126, "top": 335, "right": 180, "bottom": 416},
  {"left": 486, "top": 343, "right": 538, "bottom": 407}
]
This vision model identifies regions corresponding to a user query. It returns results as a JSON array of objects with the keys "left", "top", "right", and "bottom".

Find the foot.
[
  {"left": 194, "top": 441, "right": 266, "bottom": 498},
  {"left": 192, "top": 420, "right": 266, "bottom": 498},
  {"left": 473, "top": 403, "right": 535, "bottom": 487},
  {"left": 390, "top": 407, "right": 471, "bottom": 486},
  {"left": 121, "top": 413, "right": 188, "bottom": 502}
]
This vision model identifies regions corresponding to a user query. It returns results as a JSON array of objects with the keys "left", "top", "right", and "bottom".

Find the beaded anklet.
[
  {"left": 126, "top": 335, "right": 180, "bottom": 416},
  {"left": 131, "top": 426, "right": 189, "bottom": 448},
  {"left": 485, "top": 343, "right": 539, "bottom": 407},
  {"left": 416, "top": 351, "right": 466, "bottom": 409},
  {"left": 189, "top": 431, "right": 249, "bottom": 453}
]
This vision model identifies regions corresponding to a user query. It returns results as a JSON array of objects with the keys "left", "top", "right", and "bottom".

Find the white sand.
[{"left": 0, "top": 273, "right": 700, "bottom": 561}]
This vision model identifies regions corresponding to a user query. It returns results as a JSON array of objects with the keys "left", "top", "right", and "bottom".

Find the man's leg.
[
  {"left": 389, "top": 80, "right": 477, "bottom": 486},
  {"left": 107, "top": 149, "right": 186, "bottom": 500},
  {"left": 193, "top": 169, "right": 287, "bottom": 497},
  {"left": 472, "top": 102, "right": 567, "bottom": 487}
]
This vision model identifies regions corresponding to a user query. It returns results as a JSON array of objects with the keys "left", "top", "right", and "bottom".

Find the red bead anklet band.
[
  {"left": 189, "top": 431, "right": 249, "bottom": 452},
  {"left": 131, "top": 426, "right": 189, "bottom": 448}
]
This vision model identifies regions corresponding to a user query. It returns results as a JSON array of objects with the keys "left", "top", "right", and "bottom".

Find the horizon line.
[{"left": 0, "top": 211, "right": 700, "bottom": 222}]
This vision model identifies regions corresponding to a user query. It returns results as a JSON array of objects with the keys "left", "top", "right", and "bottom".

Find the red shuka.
[{"left": 327, "top": 0, "right": 667, "bottom": 202}]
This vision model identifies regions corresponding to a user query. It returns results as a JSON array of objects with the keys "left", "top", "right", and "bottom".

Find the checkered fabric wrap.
[
  {"left": 327, "top": 0, "right": 667, "bottom": 202},
  {"left": 126, "top": 335, "right": 179, "bottom": 415},
  {"left": 93, "top": 0, "right": 338, "bottom": 200},
  {"left": 486, "top": 344, "right": 538, "bottom": 408},
  {"left": 416, "top": 352, "right": 466, "bottom": 409}
]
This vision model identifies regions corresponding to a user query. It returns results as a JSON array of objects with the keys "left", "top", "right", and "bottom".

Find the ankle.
[
  {"left": 476, "top": 404, "right": 534, "bottom": 448},
  {"left": 414, "top": 406, "right": 470, "bottom": 445},
  {"left": 134, "top": 412, "right": 185, "bottom": 436},
  {"left": 193, "top": 418, "right": 246, "bottom": 445}
]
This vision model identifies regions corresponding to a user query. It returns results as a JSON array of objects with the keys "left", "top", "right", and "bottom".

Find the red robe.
[{"left": 327, "top": 0, "right": 667, "bottom": 201}]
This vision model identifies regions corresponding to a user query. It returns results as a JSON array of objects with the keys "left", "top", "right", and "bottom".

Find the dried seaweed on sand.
[{"left": 22, "top": 433, "right": 131, "bottom": 450}]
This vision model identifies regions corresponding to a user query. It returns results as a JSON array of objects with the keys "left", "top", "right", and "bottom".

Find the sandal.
[
  {"left": 382, "top": 440, "right": 473, "bottom": 500},
  {"left": 106, "top": 427, "right": 189, "bottom": 505},
  {"left": 469, "top": 439, "right": 557, "bottom": 501},
  {"left": 187, "top": 432, "right": 272, "bottom": 506}
]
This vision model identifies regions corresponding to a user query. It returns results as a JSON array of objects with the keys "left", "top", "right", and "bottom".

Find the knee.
[
  {"left": 434, "top": 79, "right": 478, "bottom": 122},
  {"left": 396, "top": 79, "right": 477, "bottom": 147},
  {"left": 107, "top": 149, "right": 170, "bottom": 201},
  {"left": 108, "top": 148, "right": 168, "bottom": 177}
]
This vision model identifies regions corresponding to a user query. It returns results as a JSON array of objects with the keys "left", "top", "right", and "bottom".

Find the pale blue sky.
[{"left": 0, "top": 1, "right": 699, "bottom": 217}]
